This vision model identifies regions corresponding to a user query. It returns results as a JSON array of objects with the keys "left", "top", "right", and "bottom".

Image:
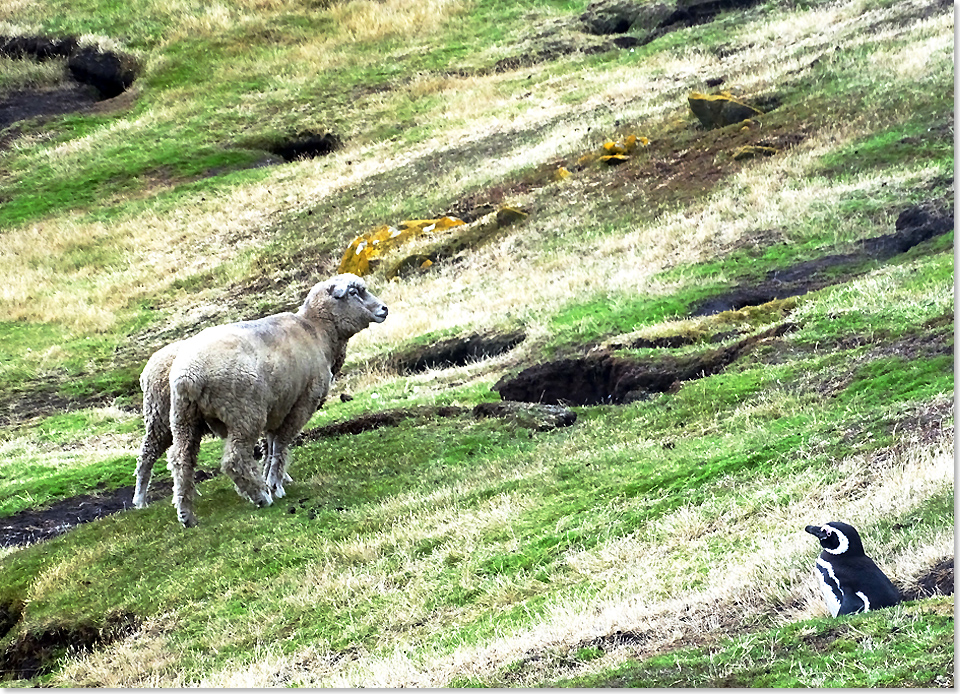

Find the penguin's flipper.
[{"left": 837, "top": 591, "right": 868, "bottom": 615}]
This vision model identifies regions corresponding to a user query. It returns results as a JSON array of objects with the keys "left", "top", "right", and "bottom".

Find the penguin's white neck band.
[{"left": 823, "top": 526, "right": 849, "bottom": 555}]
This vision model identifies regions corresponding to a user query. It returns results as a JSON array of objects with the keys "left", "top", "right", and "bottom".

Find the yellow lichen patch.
[
  {"left": 338, "top": 216, "right": 464, "bottom": 276},
  {"left": 553, "top": 166, "right": 572, "bottom": 181},
  {"left": 382, "top": 206, "right": 528, "bottom": 279},
  {"left": 602, "top": 133, "right": 649, "bottom": 156}
]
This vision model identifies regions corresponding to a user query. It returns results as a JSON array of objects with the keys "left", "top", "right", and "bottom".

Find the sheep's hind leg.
[
  {"left": 169, "top": 405, "right": 204, "bottom": 528},
  {"left": 222, "top": 433, "right": 272, "bottom": 508},
  {"left": 265, "top": 395, "right": 317, "bottom": 498},
  {"left": 133, "top": 420, "right": 171, "bottom": 509}
]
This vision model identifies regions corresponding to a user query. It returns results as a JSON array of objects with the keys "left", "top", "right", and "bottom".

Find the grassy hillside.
[{"left": 0, "top": 0, "right": 953, "bottom": 686}]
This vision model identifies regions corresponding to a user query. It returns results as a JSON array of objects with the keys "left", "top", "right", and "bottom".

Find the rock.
[
  {"left": 340, "top": 207, "right": 529, "bottom": 279},
  {"left": 630, "top": 2, "right": 676, "bottom": 33},
  {"left": 599, "top": 153, "right": 630, "bottom": 165},
  {"left": 473, "top": 401, "right": 577, "bottom": 431},
  {"left": 67, "top": 46, "right": 140, "bottom": 99},
  {"left": 338, "top": 216, "right": 465, "bottom": 277},
  {"left": 496, "top": 206, "right": 528, "bottom": 226},
  {"left": 688, "top": 91, "right": 762, "bottom": 129},
  {"left": 580, "top": 0, "right": 675, "bottom": 42}
]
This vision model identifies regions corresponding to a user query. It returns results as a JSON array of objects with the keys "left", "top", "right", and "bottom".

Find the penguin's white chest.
[{"left": 814, "top": 557, "right": 842, "bottom": 617}]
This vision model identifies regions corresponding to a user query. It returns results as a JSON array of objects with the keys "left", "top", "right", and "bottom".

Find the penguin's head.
[{"left": 804, "top": 521, "right": 865, "bottom": 556}]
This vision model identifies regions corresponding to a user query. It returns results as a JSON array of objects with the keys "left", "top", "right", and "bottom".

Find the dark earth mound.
[
  {"left": 900, "top": 557, "right": 955, "bottom": 601},
  {"left": 494, "top": 323, "right": 794, "bottom": 405}
]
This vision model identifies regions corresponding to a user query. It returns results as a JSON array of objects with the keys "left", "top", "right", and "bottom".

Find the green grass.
[
  {"left": 0, "top": 0, "right": 952, "bottom": 686},
  {"left": 551, "top": 599, "right": 954, "bottom": 688}
]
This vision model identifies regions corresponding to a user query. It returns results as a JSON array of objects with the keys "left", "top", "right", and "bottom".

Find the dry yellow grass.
[{"left": 0, "top": 0, "right": 947, "bottom": 339}]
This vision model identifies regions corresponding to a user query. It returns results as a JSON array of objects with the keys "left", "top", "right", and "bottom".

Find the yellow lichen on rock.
[
  {"left": 602, "top": 133, "right": 649, "bottom": 156},
  {"left": 338, "top": 216, "right": 464, "bottom": 276}
]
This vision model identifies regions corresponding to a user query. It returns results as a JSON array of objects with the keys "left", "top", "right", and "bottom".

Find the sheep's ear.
[{"left": 329, "top": 281, "right": 349, "bottom": 299}]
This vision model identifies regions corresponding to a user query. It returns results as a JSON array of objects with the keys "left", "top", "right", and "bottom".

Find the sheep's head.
[{"left": 301, "top": 273, "right": 388, "bottom": 336}]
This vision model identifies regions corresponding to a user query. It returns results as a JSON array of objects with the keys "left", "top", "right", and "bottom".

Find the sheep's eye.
[{"left": 349, "top": 286, "right": 360, "bottom": 296}]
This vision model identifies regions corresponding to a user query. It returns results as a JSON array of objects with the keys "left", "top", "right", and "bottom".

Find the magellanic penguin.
[{"left": 804, "top": 521, "right": 901, "bottom": 617}]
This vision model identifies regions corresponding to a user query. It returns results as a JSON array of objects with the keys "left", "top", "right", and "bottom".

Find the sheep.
[{"left": 132, "top": 273, "right": 388, "bottom": 527}]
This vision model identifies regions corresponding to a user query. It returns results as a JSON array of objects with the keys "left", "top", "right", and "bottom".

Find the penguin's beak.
[{"left": 805, "top": 524, "right": 829, "bottom": 540}]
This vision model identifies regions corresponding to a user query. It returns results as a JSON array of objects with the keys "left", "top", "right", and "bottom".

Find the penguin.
[{"left": 804, "top": 521, "right": 901, "bottom": 617}]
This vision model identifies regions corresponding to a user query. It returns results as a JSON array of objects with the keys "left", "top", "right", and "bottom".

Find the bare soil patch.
[
  {"left": 0, "top": 85, "right": 98, "bottom": 132},
  {"left": 0, "top": 469, "right": 217, "bottom": 549}
]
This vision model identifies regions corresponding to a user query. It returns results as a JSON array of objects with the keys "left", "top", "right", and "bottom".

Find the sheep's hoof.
[
  {"left": 254, "top": 492, "right": 273, "bottom": 508},
  {"left": 133, "top": 495, "right": 148, "bottom": 509},
  {"left": 179, "top": 513, "right": 199, "bottom": 528},
  {"left": 272, "top": 484, "right": 286, "bottom": 499}
]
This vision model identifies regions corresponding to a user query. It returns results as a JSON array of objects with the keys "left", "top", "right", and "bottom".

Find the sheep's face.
[{"left": 322, "top": 273, "right": 388, "bottom": 330}]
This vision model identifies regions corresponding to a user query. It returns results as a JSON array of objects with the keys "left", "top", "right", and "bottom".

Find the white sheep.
[{"left": 133, "top": 273, "right": 388, "bottom": 527}]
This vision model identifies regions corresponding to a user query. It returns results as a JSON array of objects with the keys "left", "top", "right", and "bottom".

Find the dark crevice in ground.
[
  {"left": 0, "top": 35, "right": 139, "bottom": 100},
  {"left": 0, "top": 470, "right": 216, "bottom": 549},
  {"left": 0, "top": 609, "right": 139, "bottom": 682},
  {"left": 269, "top": 131, "right": 342, "bottom": 161},
  {"left": 691, "top": 200, "right": 953, "bottom": 316},
  {"left": 494, "top": 323, "right": 795, "bottom": 406}
]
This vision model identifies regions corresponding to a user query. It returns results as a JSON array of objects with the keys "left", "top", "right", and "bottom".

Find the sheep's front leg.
[
  {"left": 264, "top": 435, "right": 292, "bottom": 499},
  {"left": 222, "top": 432, "right": 273, "bottom": 508},
  {"left": 264, "top": 395, "right": 317, "bottom": 498}
]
